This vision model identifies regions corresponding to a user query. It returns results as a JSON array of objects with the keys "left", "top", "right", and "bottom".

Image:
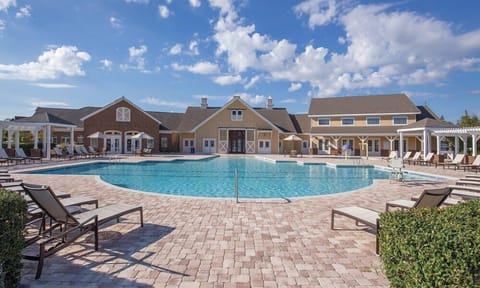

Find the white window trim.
[
  {"left": 116, "top": 107, "right": 131, "bottom": 122},
  {"left": 231, "top": 110, "right": 243, "bottom": 121},
  {"left": 366, "top": 117, "right": 380, "bottom": 126},
  {"left": 341, "top": 117, "right": 355, "bottom": 126},
  {"left": 317, "top": 117, "right": 330, "bottom": 126},
  {"left": 392, "top": 116, "right": 408, "bottom": 126}
]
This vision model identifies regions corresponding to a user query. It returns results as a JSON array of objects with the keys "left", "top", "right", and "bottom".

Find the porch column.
[
  {"left": 7, "top": 130, "right": 12, "bottom": 148},
  {"left": 399, "top": 132, "right": 404, "bottom": 157},
  {"left": 70, "top": 127, "right": 75, "bottom": 152},
  {"left": 454, "top": 136, "right": 459, "bottom": 155},
  {"left": 422, "top": 129, "right": 428, "bottom": 158},
  {"left": 436, "top": 135, "right": 441, "bottom": 154},
  {"left": 33, "top": 129, "right": 39, "bottom": 149},
  {"left": 15, "top": 130, "right": 20, "bottom": 150},
  {"left": 42, "top": 127, "right": 47, "bottom": 157},
  {"left": 46, "top": 125, "right": 51, "bottom": 159},
  {"left": 473, "top": 134, "right": 478, "bottom": 157}
]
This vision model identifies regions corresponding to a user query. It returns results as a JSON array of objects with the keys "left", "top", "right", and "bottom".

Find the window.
[
  {"left": 318, "top": 118, "right": 330, "bottom": 126},
  {"left": 366, "top": 117, "right": 380, "bottom": 126},
  {"left": 77, "top": 136, "right": 84, "bottom": 144},
  {"left": 61, "top": 137, "right": 70, "bottom": 144},
  {"left": 90, "top": 138, "right": 98, "bottom": 148},
  {"left": 341, "top": 118, "right": 355, "bottom": 126},
  {"left": 147, "top": 139, "right": 154, "bottom": 149},
  {"left": 161, "top": 137, "right": 168, "bottom": 149},
  {"left": 116, "top": 107, "right": 131, "bottom": 122},
  {"left": 393, "top": 116, "right": 408, "bottom": 125},
  {"left": 51, "top": 136, "right": 57, "bottom": 144},
  {"left": 231, "top": 110, "right": 243, "bottom": 121}
]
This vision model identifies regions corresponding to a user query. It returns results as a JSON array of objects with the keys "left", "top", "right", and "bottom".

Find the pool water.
[{"left": 31, "top": 157, "right": 418, "bottom": 198}]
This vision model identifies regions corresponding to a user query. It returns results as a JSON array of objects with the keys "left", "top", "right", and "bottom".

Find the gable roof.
[
  {"left": 177, "top": 107, "right": 220, "bottom": 131},
  {"left": 290, "top": 114, "right": 310, "bottom": 134},
  {"left": 416, "top": 105, "right": 441, "bottom": 121},
  {"left": 255, "top": 108, "right": 297, "bottom": 132},
  {"left": 80, "top": 97, "right": 162, "bottom": 125},
  {"left": 398, "top": 118, "right": 457, "bottom": 130},
  {"left": 32, "top": 107, "right": 100, "bottom": 127},
  {"left": 308, "top": 94, "right": 420, "bottom": 116},
  {"left": 187, "top": 96, "right": 288, "bottom": 133},
  {"left": 15, "top": 111, "right": 76, "bottom": 126}
]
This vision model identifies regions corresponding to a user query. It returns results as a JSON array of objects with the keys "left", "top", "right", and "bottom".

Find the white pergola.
[
  {"left": 0, "top": 120, "right": 77, "bottom": 160},
  {"left": 398, "top": 123, "right": 480, "bottom": 158}
]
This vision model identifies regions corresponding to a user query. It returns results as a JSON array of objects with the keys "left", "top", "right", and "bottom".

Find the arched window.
[{"left": 116, "top": 107, "right": 131, "bottom": 122}]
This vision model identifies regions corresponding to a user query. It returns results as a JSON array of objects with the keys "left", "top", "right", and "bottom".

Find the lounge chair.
[
  {"left": 384, "top": 151, "right": 397, "bottom": 161},
  {"left": 21, "top": 183, "right": 143, "bottom": 279},
  {"left": 0, "top": 147, "right": 26, "bottom": 165},
  {"left": 458, "top": 155, "right": 480, "bottom": 172},
  {"left": 388, "top": 158, "right": 404, "bottom": 182},
  {"left": 436, "top": 153, "right": 465, "bottom": 169},
  {"left": 414, "top": 152, "right": 434, "bottom": 166},
  {"left": 401, "top": 151, "right": 412, "bottom": 163},
  {"left": 53, "top": 147, "right": 73, "bottom": 160},
  {"left": 66, "top": 146, "right": 78, "bottom": 159},
  {"left": 331, "top": 187, "right": 451, "bottom": 254},
  {"left": 80, "top": 145, "right": 98, "bottom": 157},
  {"left": 88, "top": 146, "right": 102, "bottom": 157},
  {"left": 405, "top": 151, "right": 421, "bottom": 165},
  {"left": 16, "top": 147, "right": 42, "bottom": 163}
]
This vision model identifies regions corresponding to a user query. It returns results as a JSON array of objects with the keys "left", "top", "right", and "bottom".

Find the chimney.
[
  {"left": 201, "top": 96, "right": 208, "bottom": 109},
  {"left": 266, "top": 96, "right": 273, "bottom": 109}
]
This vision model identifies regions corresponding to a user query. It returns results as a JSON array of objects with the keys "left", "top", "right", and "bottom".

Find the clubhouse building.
[{"left": 3, "top": 93, "right": 474, "bottom": 159}]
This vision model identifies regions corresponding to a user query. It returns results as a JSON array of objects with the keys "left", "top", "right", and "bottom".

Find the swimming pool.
[{"left": 30, "top": 157, "right": 430, "bottom": 198}]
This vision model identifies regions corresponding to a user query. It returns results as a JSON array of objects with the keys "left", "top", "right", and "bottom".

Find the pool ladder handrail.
[{"left": 234, "top": 168, "right": 239, "bottom": 203}]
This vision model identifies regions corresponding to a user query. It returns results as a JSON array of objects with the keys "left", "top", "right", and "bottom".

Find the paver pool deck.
[{"left": 9, "top": 154, "right": 470, "bottom": 287}]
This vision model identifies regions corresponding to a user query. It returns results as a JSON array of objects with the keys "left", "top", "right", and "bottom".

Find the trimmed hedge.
[
  {"left": 0, "top": 189, "right": 27, "bottom": 288},
  {"left": 379, "top": 200, "right": 480, "bottom": 287}
]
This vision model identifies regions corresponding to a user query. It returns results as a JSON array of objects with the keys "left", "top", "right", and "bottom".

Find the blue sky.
[{"left": 0, "top": 0, "right": 479, "bottom": 122}]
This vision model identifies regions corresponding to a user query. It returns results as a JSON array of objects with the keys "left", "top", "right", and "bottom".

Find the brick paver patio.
[{"left": 8, "top": 154, "right": 469, "bottom": 287}]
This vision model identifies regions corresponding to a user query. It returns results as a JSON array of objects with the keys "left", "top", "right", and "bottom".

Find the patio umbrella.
[
  {"left": 131, "top": 132, "right": 154, "bottom": 140},
  {"left": 283, "top": 135, "right": 302, "bottom": 141},
  {"left": 87, "top": 131, "right": 105, "bottom": 138}
]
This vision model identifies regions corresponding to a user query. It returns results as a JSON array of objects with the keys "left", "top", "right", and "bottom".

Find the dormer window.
[
  {"left": 231, "top": 110, "right": 243, "bottom": 121},
  {"left": 116, "top": 107, "right": 130, "bottom": 122}
]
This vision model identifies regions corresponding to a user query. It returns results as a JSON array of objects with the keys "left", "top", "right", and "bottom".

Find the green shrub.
[
  {"left": 0, "top": 189, "right": 28, "bottom": 288},
  {"left": 379, "top": 200, "right": 480, "bottom": 287}
]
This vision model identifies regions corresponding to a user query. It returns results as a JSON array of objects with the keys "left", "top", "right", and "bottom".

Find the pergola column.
[
  {"left": 46, "top": 125, "right": 51, "bottom": 159},
  {"left": 436, "top": 135, "right": 442, "bottom": 154},
  {"left": 399, "top": 132, "right": 404, "bottom": 157},
  {"left": 0, "top": 127, "right": 3, "bottom": 147},
  {"left": 422, "top": 129, "right": 428, "bottom": 158},
  {"left": 42, "top": 127, "right": 47, "bottom": 157},
  {"left": 454, "top": 136, "right": 459, "bottom": 155},
  {"left": 70, "top": 127, "right": 75, "bottom": 152},
  {"left": 15, "top": 131, "right": 20, "bottom": 150},
  {"left": 473, "top": 134, "right": 478, "bottom": 157},
  {"left": 7, "top": 130, "right": 12, "bottom": 148},
  {"left": 33, "top": 129, "right": 39, "bottom": 149},
  {"left": 461, "top": 135, "right": 468, "bottom": 155}
]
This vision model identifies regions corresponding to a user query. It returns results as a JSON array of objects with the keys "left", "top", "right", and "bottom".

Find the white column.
[
  {"left": 399, "top": 132, "right": 404, "bottom": 157},
  {"left": 46, "top": 125, "right": 51, "bottom": 159},
  {"left": 422, "top": 129, "right": 428, "bottom": 158},
  {"left": 436, "top": 135, "right": 441, "bottom": 155},
  {"left": 70, "top": 127, "right": 75, "bottom": 152},
  {"left": 454, "top": 136, "right": 459, "bottom": 155},
  {"left": 0, "top": 128, "right": 3, "bottom": 147},
  {"left": 473, "top": 134, "right": 478, "bottom": 157},
  {"left": 42, "top": 127, "right": 47, "bottom": 156},
  {"left": 33, "top": 129, "right": 39, "bottom": 149},
  {"left": 15, "top": 131, "right": 20, "bottom": 149},
  {"left": 7, "top": 130, "right": 12, "bottom": 148},
  {"left": 462, "top": 136, "right": 468, "bottom": 155}
]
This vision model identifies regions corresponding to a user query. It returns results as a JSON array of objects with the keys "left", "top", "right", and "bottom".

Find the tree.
[{"left": 457, "top": 110, "right": 480, "bottom": 127}]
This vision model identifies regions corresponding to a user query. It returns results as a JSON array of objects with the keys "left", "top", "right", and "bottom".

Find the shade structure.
[
  {"left": 87, "top": 131, "right": 105, "bottom": 138},
  {"left": 283, "top": 135, "right": 302, "bottom": 141},
  {"left": 131, "top": 132, "right": 154, "bottom": 140}
]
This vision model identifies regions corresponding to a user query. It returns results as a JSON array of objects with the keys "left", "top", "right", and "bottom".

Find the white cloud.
[
  {"left": 140, "top": 97, "right": 189, "bottom": 109},
  {"left": 124, "top": 0, "right": 149, "bottom": 3},
  {"left": 0, "top": 0, "right": 16, "bottom": 12},
  {"left": 121, "top": 45, "right": 150, "bottom": 73},
  {"left": 288, "top": 82, "right": 302, "bottom": 92},
  {"left": 244, "top": 75, "right": 260, "bottom": 89},
  {"left": 158, "top": 5, "right": 170, "bottom": 18},
  {"left": 166, "top": 0, "right": 172, "bottom": 4},
  {"left": 214, "top": 74, "right": 242, "bottom": 85},
  {"left": 293, "top": 0, "right": 337, "bottom": 29},
  {"left": 237, "top": 93, "right": 267, "bottom": 105},
  {"left": 172, "top": 61, "right": 219, "bottom": 75},
  {"left": 189, "top": 40, "right": 199, "bottom": 55},
  {"left": 189, "top": 0, "right": 201, "bottom": 8},
  {"left": 280, "top": 98, "right": 297, "bottom": 104},
  {"left": 109, "top": 16, "right": 122, "bottom": 29},
  {"left": 29, "top": 83, "right": 76, "bottom": 89},
  {"left": 100, "top": 59, "right": 113, "bottom": 70},
  {"left": 15, "top": 5, "right": 31, "bottom": 18},
  {"left": 0, "top": 46, "right": 91, "bottom": 81},
  {"left": 169, "top": 43, "right": 182, "bottom": 55},
  {"left": 469, "top": 89, "right": 480, "bottom": 95},
  {"left": 0, "top": 19, "right": 5, "bottom": 31},
  {"left": 28, "top": 99, "right": 69, "bottom": 107}
]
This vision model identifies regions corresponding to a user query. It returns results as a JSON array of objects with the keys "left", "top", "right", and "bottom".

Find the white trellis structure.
[
  {"left": 0, "top": 121, "right": 77, "bottom": 160},
  {"left": 431, "top": 127, "right": 480, "bottom": 157}
]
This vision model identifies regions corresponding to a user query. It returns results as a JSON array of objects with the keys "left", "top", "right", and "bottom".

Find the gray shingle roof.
[
  {"left": 176, "top": 107, "right": 220, "bottom": 131},
  {"left": 289, "top": 114, "right": 310, "bottom": 134},
  {"left": 399, "top": 118, "right": 456, "bottom": 130},
  {"left": 31, "top": 107, "right": 100, "bottom": 127},
  {"left": 255, "top": 108, "right": 296, "bottom": 132},
  {"left": 148, "top": 111, "right": 184, "bottom": 131},
  {"left": 15, "top": 111, "right": 77, "bottom": 126},
  {"left": 308, "top": 94, "right": 420, "bottom": 116}
]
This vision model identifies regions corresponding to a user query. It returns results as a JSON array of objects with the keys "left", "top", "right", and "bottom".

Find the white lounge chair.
[
  {"left": 405, "top": 152, "right": 421, "bottom": 165},
  {"left": 437, "top": 153, "right": 465, "bottom": 169},
  {"left": 16, "top": 147, "right": 42, "bottom": 163}
]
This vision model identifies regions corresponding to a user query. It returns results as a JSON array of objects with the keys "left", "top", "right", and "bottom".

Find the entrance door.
[
  {"left": 258, "top": 140, "right": 271, "bottom": 154},
  {"left": 105, "top": 136, "right": 121, "bottom": 153},
  {"left": 183, "top": 139, "right": 195, "bottom": 153},
  {"left": 301, "top": 140, "right": 309, "bottom": 155},
  {"left": 124, "top": 132, "right": 140, "bottom": 154},
  {"left": 203, "top": 138, "right": 216, "bottom": 154},
  {"left": 367, "top": 138, "right": 380, "bottom": 156},
  {"left": 229, "top": 130, "right": 245, "bottom": 153}
]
